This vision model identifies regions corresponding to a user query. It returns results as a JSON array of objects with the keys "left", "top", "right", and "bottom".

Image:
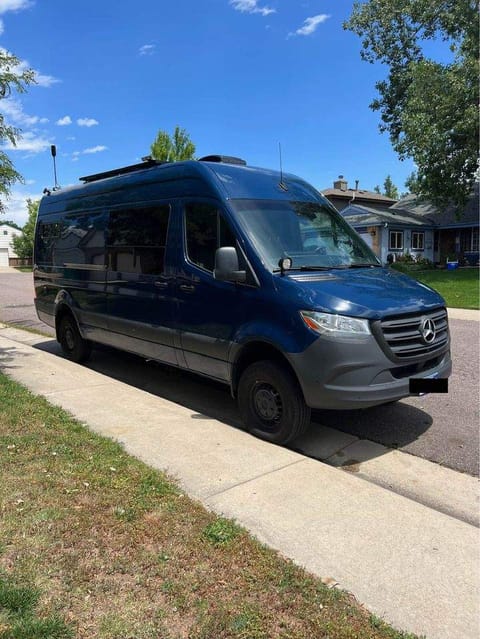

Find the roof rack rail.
[
  {"left": 79, "top": 157, "right": 164, "bottom": 183},
  {"left": 199, "top": 155, "right": 247, "bottom": 166}
]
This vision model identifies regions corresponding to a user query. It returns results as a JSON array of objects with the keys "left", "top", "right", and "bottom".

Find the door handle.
[
  {"left": 154, "top": 280, "right": 169, "bottom": 289},
  {"left": 179, "top": 283, "right": 195, "bottom": 293}
]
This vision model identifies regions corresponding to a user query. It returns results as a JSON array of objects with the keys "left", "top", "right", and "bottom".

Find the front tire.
[
  {"left": 238, "top": 360, "right": 311, "bottom": 445},
  {"left": 58, "top": 314, "right": 91, "bottom": 363}
]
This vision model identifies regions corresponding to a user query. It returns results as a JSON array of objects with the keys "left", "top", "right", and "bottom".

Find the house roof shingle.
[
  {"left": 322, "top": 187, "right": 397, "bottom": 206},
  {"left": 390, "top": 183, "right": 479, "bottom": 227},
  {"left": 341, "top": 204, "right": 434, "bottom": 229}
]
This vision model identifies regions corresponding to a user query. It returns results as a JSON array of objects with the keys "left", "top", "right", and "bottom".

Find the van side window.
[
  {"left": 107, "top": 206, "right": 170, "bottom": 275},
  {"left": 185, "top": 203, "right": 236, "bottom": 272}
]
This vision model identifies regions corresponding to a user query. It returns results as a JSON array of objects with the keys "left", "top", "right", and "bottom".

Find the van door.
[
  {"left": 177, "top": 201, "right": 249, "bottom": 381},
  {"left": 104, "top": 203, "right": 178, "bottom": 364}
]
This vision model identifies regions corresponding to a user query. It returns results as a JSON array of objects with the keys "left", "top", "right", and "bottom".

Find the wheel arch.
[
  {"left": 231, "top": 340, "right": 304, "bottom": 399},
  {"left": 53, "top": 291, "right": 79, "bottom": 341}
]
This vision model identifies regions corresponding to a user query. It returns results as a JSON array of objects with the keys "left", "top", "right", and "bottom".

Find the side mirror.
[{"left": 214, "top": 246, "right": 246, "bottom": 283}]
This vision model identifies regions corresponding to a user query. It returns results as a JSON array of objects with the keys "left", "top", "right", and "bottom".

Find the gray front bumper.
[{"left": 288, "top": 333, "right": 451, "bottom": 410}]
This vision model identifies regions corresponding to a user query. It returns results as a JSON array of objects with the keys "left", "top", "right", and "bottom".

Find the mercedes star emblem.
[{"left": 420, "top": 318, "right": 436, "bottom": 344}]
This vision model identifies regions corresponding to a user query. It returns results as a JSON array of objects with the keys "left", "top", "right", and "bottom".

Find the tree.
[
  {"left": 12, "top": 199, "right": 39, "bottom": 259},
  {"left": 373, "top": 175, "right": 399, "bottom": 199},
  {"left": 344, "top": 0, "right": 479, "bottom": 210},
  {"left": 150, "top": 126, "right": 196, "bottom": 162},
  {"left": 404, "top": 171, "right": 421, "bottom": 195},
  {"left": 383, "top": 175, "right": 399, "bottom": 200},
  {"left": 0, "top": 50, "right": 35, "bottom": 214}
]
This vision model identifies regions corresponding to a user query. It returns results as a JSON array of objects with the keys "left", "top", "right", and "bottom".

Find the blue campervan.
[{"left": 34, "top": 155, "right": 451, "bottom": 444}]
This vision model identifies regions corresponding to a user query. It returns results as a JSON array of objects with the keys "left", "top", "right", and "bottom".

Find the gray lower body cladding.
[{"left": 288, "top": 333, "right": 451, "bottom": 410}]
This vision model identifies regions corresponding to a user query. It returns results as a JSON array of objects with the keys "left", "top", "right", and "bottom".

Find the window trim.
[
  {"left": 411, "top": 231, "right": 425, "bottom": 251},
  {"left": 472, "top": 228, "right": 479, "bottom": 252},
  {"left": 389, "top": 230, "right": 404, "bottom": 250}
]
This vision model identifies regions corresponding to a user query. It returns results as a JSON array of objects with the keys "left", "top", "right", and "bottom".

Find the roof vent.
[{"left": 199, "top": 155, "right": 247, "bottom": 166}]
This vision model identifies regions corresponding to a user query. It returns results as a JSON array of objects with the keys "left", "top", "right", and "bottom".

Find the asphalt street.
[{"left": 1, "top": 269, "right": 478, "bottom": 476}]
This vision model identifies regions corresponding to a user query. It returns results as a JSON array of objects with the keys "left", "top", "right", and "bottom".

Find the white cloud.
[
  {"left": 1, "top": 187, "right": 41, "bottom": 227},
  {"left": 11, "top": 56, "right": 59, "bottom": 87},
  {"left": 56, "top": 115, "right": 72, "bottom": 126},
  {"left": 77, "top": 117, "right": 99, "bottom": 127},
  {"left": 0, "top": 49, "right": 60, "bottom": 87},
  {"left": 1, "top": 98, "right": 48, "bottom": 126},
  {"left": 3, "top": 130, "right": 51, "bottom": 153},
  {"left": 0, "top": 1, "right": 33, "bottom": 13},
  {"left": 230, "top": 0, "right": 275, "bottom": 17},
  {"left": 83, "top": 145, "right": 107, "bottom": 154},
  {"left": 139, "top": 44, "right": 155, "bottom": 56},
  {"left": 33, "top": 69, "right": 59, "bottom": 87},
  {"left": 72, "top": 145, "right": 107, "bottom": 158},
  {"left": 288, "top": 14, "right": 330, "bottom": 37}
]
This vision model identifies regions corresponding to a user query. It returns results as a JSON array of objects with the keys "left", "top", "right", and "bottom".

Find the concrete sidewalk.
[
  {"left": 0, "top": 325, "right": 478, "bottom": 639},
  {"left": 447, "top": 307, "right": 480, "bottom": 321}
]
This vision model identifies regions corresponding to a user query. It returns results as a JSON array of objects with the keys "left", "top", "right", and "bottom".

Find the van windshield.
[{"left": 230, "top": 199, "right": 380, "bottom": 271}]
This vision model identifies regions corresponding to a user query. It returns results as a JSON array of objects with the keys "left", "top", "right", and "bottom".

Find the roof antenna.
[
  {"left": 278, "top": 142, "right": 288, "bottom": 191},
  {"left": 51, "top": 144, "right": 60, "bottom": 191}
]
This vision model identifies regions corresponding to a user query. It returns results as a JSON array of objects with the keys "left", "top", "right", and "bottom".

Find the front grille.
[{"left": 379, "top": 308, "right": 449, "bottom": 360}]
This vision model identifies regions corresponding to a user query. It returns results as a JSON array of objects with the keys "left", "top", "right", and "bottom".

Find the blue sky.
[{"left": 2, "top": 0, "right": 417, "bottom": 225}]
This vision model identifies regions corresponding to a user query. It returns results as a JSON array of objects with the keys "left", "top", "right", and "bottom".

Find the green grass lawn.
[
  {"left": 396, "top": 267, "right": 479, "bottom": 310},
  {"left": 0, "top": 372, "right": 418, "bottom": 639}
]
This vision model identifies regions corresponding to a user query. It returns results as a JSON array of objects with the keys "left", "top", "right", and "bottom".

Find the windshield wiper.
[
  {"left": 273, "top": 263, "right": 380, "bottom": 273},
  {"left": 273, "top": 265, "right": 333, "bottom": 273},
  {"left": 299, "top": 265, "right": 338, "bottom": 271},
  {"left": 348, "top": 263, "right": 381, "bottom": 268}
]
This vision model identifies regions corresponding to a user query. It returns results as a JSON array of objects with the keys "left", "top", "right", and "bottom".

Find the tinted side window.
[
  {"left": 107, "top": 206, "right": 170, "bottom": 275},
  {"left": 35, "top": 221, "right": 62, "bottom": 263},
  {"left": 185, "top": 203, "right": 236, "bottom": 272},
  {"left": 36, "top": 212, "right": 105, "bottom": 266}
]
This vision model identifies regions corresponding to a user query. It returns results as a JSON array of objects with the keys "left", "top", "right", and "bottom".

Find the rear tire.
[
  {"left": 58, "top": 314, "right": 91, "bottom": 363},
  {"left": 238, "top": 360, "right": 311, "bottom": 445}
]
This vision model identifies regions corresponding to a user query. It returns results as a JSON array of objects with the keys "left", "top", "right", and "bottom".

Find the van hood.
[{"left": 280, "top": 267, "right": 445, "bottom": 319}]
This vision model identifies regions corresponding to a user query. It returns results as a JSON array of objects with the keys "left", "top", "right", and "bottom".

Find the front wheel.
[
  {"left": 58, "top": 314, "right": 91, "bottom": 363},
  {"left": 238, "top": 360, "right": 311, "bottom": 445}
]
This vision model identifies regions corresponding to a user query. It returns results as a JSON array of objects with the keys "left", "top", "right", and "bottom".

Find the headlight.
[{"left": 300, "top": 311, "right": 371, "bottom": 337}]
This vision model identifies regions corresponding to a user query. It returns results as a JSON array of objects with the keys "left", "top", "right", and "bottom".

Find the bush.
[{"left": 391, "top": 254, "right": 435, "bottom": 272}]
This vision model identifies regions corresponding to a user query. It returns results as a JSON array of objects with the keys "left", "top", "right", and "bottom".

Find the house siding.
[{"left": 0, "top": 224, "right": 21, "bottom": 266}]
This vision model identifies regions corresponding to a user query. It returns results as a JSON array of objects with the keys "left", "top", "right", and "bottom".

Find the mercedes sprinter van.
[{"left": 34, "top": 156, "right": 451, "bottom": 444}]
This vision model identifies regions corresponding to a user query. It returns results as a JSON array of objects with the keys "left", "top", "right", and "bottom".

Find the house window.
[
  {"left": 472, "top": 228, "right": 479, "bottom": 252},
  {"left": 3, "top": 230, "right": 7, "bottom": 236},
  {"left": 411, "top": 232, "right": 424, "bottom": 250},
  {"left": 389, "top": 231, "right": 403, "bottom": 250},
  {"left": 461, "top": 228, "right": 479, "bottom": 252}
]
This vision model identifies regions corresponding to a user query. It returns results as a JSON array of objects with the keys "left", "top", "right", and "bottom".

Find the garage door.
[
  {"left": 359, "top": 233, "right": 373, "bottom": 249},
  {"left": 0, "top": 248, "right": 9, "bottom": 267}
]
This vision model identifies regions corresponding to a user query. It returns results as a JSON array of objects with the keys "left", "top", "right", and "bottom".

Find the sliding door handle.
[{"left": 179, "top": 283, "right": 195, "bottom": 293}]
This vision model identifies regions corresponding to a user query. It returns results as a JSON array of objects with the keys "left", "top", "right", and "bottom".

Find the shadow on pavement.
[
  {"left": 312, "top": 403, "right": 433, "bottom": 450},
  {"left": 32, "top": 340, "right": 434, "bottom": 464},
  {"left": 0, "top": 344, "right": 17, "bottom": 369}
]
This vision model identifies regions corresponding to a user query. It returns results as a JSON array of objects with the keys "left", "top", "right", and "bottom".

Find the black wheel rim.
[
  {"left": 252, "top": 382, "right": 282, "bottom": 432},
  {"left": 63, "top": 324, "right": 75, "bottom": 351}
]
